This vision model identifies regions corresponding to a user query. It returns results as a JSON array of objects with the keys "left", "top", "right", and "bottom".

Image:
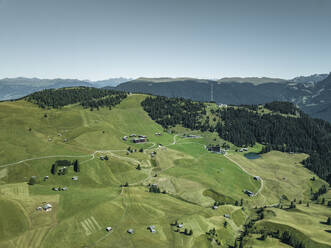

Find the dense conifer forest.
[
  {"left": 142, "top": 97, "right": 331, "bottom": 184},
  {"left": 25, "top": 87, "right": 127, "bottom": 110},
  {"left": 141, "top": 96, "right": 206, "bottom": 129},
  {"left": 264, "top": 101, "right": 299, "bottom": 115}
]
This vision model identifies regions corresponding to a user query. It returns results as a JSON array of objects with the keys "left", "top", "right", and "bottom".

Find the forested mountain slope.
[
  {"left": 117, "top": 73, "right": 331, "bottom": 122},
  {"left": 142, "top": 97, "right": 331, "bottom": 184}
]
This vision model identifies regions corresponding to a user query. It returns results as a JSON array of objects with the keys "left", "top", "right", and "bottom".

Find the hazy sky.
[{"left": 0, "top": 0, "right": 330, "bottom": 80}]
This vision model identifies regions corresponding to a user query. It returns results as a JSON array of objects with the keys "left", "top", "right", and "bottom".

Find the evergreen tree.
[
  {"left": 51, "top": 164, "right": 56, "bottom": 174},
  {"left": 28, "top": 176, "right": 37, "bottom": 185},
  {"left": 260, "top": 233, "right": 267, "bottom": 240},
  {"left": 73, "top": 160, "right": 80, "bottom": 172},
  {"left": 224, "top": 221, "right": 228, "bottom": 228}
]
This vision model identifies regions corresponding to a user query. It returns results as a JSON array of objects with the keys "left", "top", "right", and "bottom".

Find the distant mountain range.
[
  {"left": 1, "top": 74, "right": 330, "bottom": 122},
  {"left": 0, "top": 77, "right": 131, "bottom": 101},
  {"left": 114, "top": 73, "right": 331, "bottom": 122},
  {"left": 289, "top": 74, "right": 329, "bottom": 84}
]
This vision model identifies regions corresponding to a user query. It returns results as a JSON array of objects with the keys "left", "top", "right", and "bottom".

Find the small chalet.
[
  {"left": 133, "top": 137, "right": 147, "bottom": 143},
  {"left": 127, "top": 229, "right": 134, "bottom": 234},
  {"left": 244, "top": 189, "right": 254, "bottom": 197},
  {"left": 72, "top": 176, "right": 78, "bottom": 181},
  {"left": 224, "top": 214, "right": 230, "bottom": 219},
  {"left": 212, "top": 205, "right": 219, "bottom": 210},
  {"left": 106, "top": 227, "right": 112, "bottom": 232},
  {"left": 147, "top": 225, "right": 156, "bottom": 233},
  {"left": 207, "top": 145, "right": 221, "bottom": 153},
  {"left": 58, "top": 167, "right": 66, "bottom": 174},
  {"left": 177, "top": 223, "right": 183, "bottom": 228},
  {"left": 123, "top": 136, "right": 128, "bottom": 141},
  {"left": 253, "top": 176, "right": 261, "bottom": 181},
  {"left": 42, "top": 203, "right": 52, "bottom": 212}
]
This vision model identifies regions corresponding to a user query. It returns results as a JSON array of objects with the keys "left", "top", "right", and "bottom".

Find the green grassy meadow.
[{"left": 0, "top": 94, "right": 330, "bottom": 248}]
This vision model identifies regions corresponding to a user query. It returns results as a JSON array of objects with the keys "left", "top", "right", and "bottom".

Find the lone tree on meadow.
[
  {"left": 327, "top": 217, "right": 331, "bottom": 225},
  {"left": 73, "top": 160, "right": 80, "bottom": 172},
  {"left": 28, "top": 176, "right": 37, "bottom": 185},
  {"left": 51, "top": 164, "right": 57, "bottom": 174},
  {"left": 136, "top": 164, "right": 141, "bottom": 170}
]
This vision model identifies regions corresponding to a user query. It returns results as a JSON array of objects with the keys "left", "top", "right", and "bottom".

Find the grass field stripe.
[{"left": 91, "top": 216, "right": 102, "bottom": 230}]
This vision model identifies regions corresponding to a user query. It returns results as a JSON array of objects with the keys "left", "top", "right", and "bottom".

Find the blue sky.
[{"left": 0, "top": 0, "right": 330, "bottom": 80}]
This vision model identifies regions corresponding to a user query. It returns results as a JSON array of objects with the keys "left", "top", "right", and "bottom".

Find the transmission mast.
[{"left": 210, "top": 83, "right": 214, "bottom": 102}]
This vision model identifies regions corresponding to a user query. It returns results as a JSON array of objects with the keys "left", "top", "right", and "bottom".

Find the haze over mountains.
[
  {"left": 0, "top": 77, "right": 131, "bottom": 101},
  {"left": 1, "top": 73, "right": 330, "bottom": 122}
]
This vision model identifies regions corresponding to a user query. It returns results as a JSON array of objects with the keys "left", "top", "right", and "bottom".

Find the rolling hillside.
[{"left": 0, "top": 89, "right": 330, "bottom": 248}]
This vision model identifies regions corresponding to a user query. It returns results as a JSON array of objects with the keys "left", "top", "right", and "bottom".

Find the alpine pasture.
[{"left": 0, "top": 94, "right": 330, "bottom": 248}]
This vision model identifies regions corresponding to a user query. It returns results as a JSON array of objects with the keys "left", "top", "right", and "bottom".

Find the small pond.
[{"left": 244, "top": 152, "right": 261, "bottom": 160}]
